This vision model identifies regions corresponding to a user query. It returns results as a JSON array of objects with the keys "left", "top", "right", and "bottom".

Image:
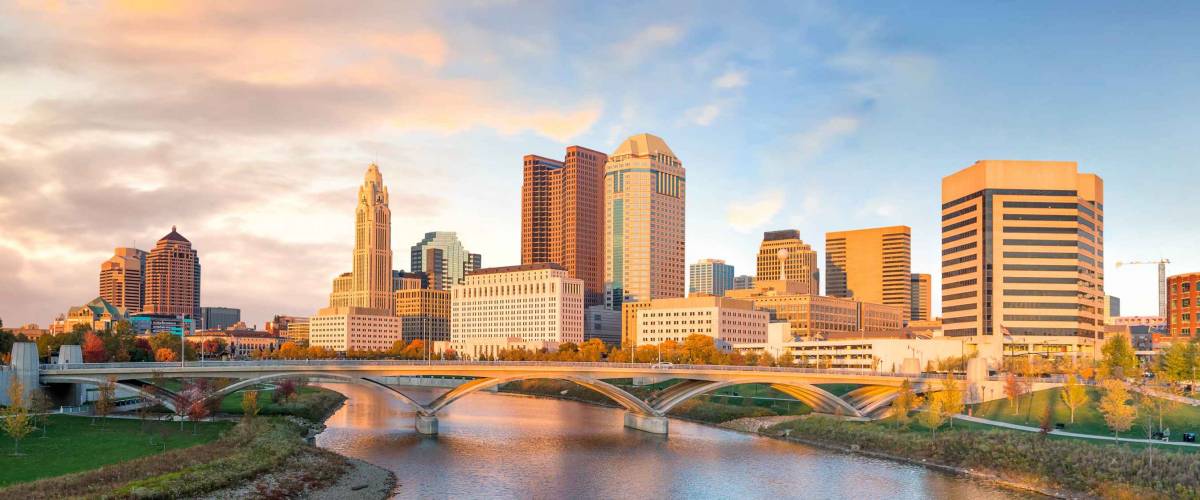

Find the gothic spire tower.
[{"left": 334, "top": 164, "right": 394, "bottom": 313}]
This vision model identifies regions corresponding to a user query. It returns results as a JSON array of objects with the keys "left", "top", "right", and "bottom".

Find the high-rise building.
[
  {"left": 1168, "top": 273, "right": 1199, "bottom": 337},
  {"left": 688, "top": 259, "right": 735, "bottom": 296},
  {"left": 200, "top": 306, "right": 241, "bottom": 330},
  {"left": 449, "top": 263, "right": 584, "bottom": 359},
  {"left": 941, "top": 160, "right": 1104, "bottom": 363},
  {"left": 733, "top": 275, "right": 756, "bottom": 290},
  {"left": 1103, "top": 294, "right": 1121, "bottom": 325},
  {"left": 143, "top": 226, "right": 201, "bottom": 319},
  {"left": 825, "top": 226, "right": 912, "bottom": 321},
  {"left": 910, "top": 273, "right": 931, "bottom": 322},
  {"left": 522, "top": 146, "right": 608, "bottom": 306},
  {"left": 604, "top": 133, "right": 686, "bottom": 309},
  {"left": 99, "top": 247, "right": 147, "bottom": 314},
  {"left": 411, "top": 231, "right": 481, "bottom": 291},
  {"left": 312, "top": 165, "right": 403, "bottom": 353},
  {"left": 755, "top": 230, "right": 818, "bottom": 295}
]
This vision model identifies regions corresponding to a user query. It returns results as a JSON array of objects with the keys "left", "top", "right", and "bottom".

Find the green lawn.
[
  {"left": 0, "top": 415, "right": 231, "bottom": 486},
  {"left": 969, "top": 387, "right": 1200, "bottom": 442}
]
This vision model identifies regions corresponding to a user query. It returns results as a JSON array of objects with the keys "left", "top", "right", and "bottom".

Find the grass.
[
  {"left": 0, "top": 415, "right": 231, "bottom": 487},
  {"left": 970, "top": 387, "right": 1200, "bottom": 441}
]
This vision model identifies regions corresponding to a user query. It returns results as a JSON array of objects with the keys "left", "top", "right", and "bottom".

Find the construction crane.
[{"left": 1115, "top": 259, "right": 1171, "bottom": 318}]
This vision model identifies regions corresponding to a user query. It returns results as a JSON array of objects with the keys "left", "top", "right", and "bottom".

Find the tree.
[
  {"left": 82, "top": 332, "right": 107, "bottom": 363},
  {"left": 1059, "top": 374, "right": 1089, "bottom": 424},
  {"left": 1039, "top": 405, "right": 1053, "bottom": 436},
  {"left": 939, "top": 373, "right": 964, "bottom": 428},
  {"left": 155, "top": 347, "right": 178, "bottom": 362},
  {"left": 30, "top": 389, "right": 52, "bottom": 438},
  {"left": 2, "top": 379, "right": 34, "bottom": 455},
  {"left": 922, "top": 394, "right": 945, "bottom": 437},
  {"left": 274, "top": 378, "right": 297, "bottom": 403},
  {"left": 1138, "top": 383, "right": 1179, "bottom": 436},
  {"left": 1098, "top": 379, "right": 1137, "bottom": 442},
  {"left": 1003, "top": 373, "right": 1023, "bottom": 415},
  {"left": 1100, "top": 333, "right": 1138, "bottom": 380},
  {"left": 93, "top": 376, "right": 116, "bottom": 427},
  {"left": 241, "top": 390, "right": 260, "bottom": 423},
  {"left": 891, "top": 379, "right": 918, "bottom": 428}
]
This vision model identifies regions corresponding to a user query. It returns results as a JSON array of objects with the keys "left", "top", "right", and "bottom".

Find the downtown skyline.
[{"left": 1, "top": 1, "right": 1198, "bottom": 328}]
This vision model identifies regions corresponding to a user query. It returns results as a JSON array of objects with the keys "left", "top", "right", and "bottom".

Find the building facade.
[
  {"left": 99, "top": 247, "right": 147, "bottom": 314},
  {"left": 584, "top": 305, "right": 621, "bottom": 346},
  {"left": 411, "top": 231, "right": 482, "bottom": 291},
  {"left": 688, "top": 259, "right": 735, "bottom": 296},
  {"left": 733, "top": 275, "right": 755, "bottom": 290},
  {"left": 633, "top": 296, "right": 769, "bottom": 346},
  {"left": 395, "top": 288, "right": 451, "bottom": 344},
  {"left": 143, "top": 226, "right": 201, "bottom": 319},
  {"left": 910, "top": 273, "right": 931, "bottom": 322},
  {"left": 63, "top": 297, "right": 128, "bottom": 332},
  {"left": 1104, "top": 295, "right": 1121, "bottom": 324},
  {"left": 1168, "top": 272, "right": 1200, "bottom": 337},
  {"left": 129, "top": 313, "right": 195, "bottom": 336},
  {"left": 450, "top": 263, "right": 584, "bottom": 358},
  {"left": 725, "top": 280, "right": 904, "bottom": 341},
  {"left": 941, "top": 160, "right": 1105, "bottom": 365},
  {"left": 755, "top": 230, "right": 819, "bottom": 295},
  {"left": 522, "top": 146, "right": 608, "bottom": 306},
  {"left": 200, "top": 306, "right": 241, "bottom": 331},
  {"left": 309, "top": 309, "right": 403, "bottom": 352},
  {"left": 825, "top": 226, "right": 912, "bottom": 321},
  {"left": 604, "top": 133, "right": 686, "bottom": 309},
  {"left": 266, "top": 315, "right": 310, "bottom": 345}
]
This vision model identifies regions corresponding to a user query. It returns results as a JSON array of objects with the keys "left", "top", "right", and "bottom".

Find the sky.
[{"left": 0, "top": 0, "right": 1197, "bottom": 329}]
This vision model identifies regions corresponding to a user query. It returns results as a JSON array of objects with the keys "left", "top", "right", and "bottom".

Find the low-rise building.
[
  {"left": 190, "top": 330, "right": 285, "bottom": 359},
  {"left": 309, "top": 307, "right": 402, "bottom": 353},
  {"left": 725, "top": 280, "right": 904, "bottom": 340},
  {"left": 733, "top": 335, "right": 966, "bottom": 373},
  {"left": 200, "top": 306, "right": 241, "bottom": 331},
  {"left": 396, "top": 288, "right": 450, "bottom": 344},
  {"left": 634, "top": 296, "right": 769, "bottom": 347},
  {"left": 63, "top": 297, "right": 128, "bottom": 332},
  {"left": 584, "top": 305, "right": 621, "bottom": 346},
  {"left": 266, "top": 315, "right": 310, "bottom": 345},
  {"left": 130, "top": 313, "right": 196, "bottom": 336},
  {"left": 450, "top": 263, "right": 584, "bottom": 359}
]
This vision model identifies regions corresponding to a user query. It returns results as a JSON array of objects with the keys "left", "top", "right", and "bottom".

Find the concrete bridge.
[{"left": 28, "top": 355, "right": 958, "bottom": 435}]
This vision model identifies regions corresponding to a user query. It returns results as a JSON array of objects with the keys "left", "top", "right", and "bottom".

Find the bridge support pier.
[
  {"left": 415, "top": 414, "right": 439, "bottom": 435},
  {"left": 624, "top": 412, "right": 668, "bottom": 435}
]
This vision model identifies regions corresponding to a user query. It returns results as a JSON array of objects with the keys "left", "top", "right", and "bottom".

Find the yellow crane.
[{"left": 1115, "top": 259, "right": 1171, "bottom": 318}]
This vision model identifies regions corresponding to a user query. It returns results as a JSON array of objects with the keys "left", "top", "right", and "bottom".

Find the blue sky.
[{"left": 0, "top": 1, "right": 1196, "bottom": 327}]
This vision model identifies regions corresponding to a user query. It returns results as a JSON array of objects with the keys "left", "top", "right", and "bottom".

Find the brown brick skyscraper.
[
  {"left": 143, "top": 226, "right": 201, "bottom": 319},
  {"left": 522, "top": 146, "right": 607, "bottom": 306}
]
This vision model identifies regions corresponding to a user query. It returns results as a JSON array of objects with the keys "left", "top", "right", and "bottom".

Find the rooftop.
[{"left": 612, "top": 133, "right": 676, "bottom": 159}]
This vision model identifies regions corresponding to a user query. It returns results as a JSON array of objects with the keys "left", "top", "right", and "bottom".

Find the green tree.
[
  {"left": 1003, "top": 373, "right": 1023, "bottom": 415},
  {"left": 891, "top": 379, "right": 918, "bottom": 428},
  {"left": 922, "top": 394, "right": 945, "bottom": 437},
  {"left": 939, "top": 373, "right": 964, "bottom": 428},
  {"left": 93, "top": 376, "right": 116, "bottom": 427},
  {"left": 1100, "top": 333, "right": 1138, "bottom": 380},
  {"left": 1098, "top": 379, "right": 1137, "bottom": 442},
  {"left": 241, "top": 390, "right": 261, "bottom": 423},
  {"left": 30, "top": 389, "right": 52, "bottom": 438},
  {"left": 1059, "top": 374, "right": 1089, "bottom": 424},
  {"left": 2, "top": 379, "right": 34, "bottom": 455}
]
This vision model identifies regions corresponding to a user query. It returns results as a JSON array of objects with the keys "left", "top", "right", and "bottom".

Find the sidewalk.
[{"left": 954, "top": 413, "right": 1200, "bottom": 448}]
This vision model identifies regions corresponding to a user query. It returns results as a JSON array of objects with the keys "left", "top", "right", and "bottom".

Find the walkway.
[{"left": 954, "top": 414, "right": 1200, "bottom": 448}]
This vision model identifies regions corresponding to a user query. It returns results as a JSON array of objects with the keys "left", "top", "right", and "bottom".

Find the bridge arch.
[
  {"left": 43, "top": 376, "right": 180, "bottom": 413},
  {"left": 650, "top": 379, "right": 865, "bottom": 418},
  {"left": 205, "top": 372, "right": 427, "bottom": 413},
  {"left": 425, "top": 374, "right": 657, "bottom": 416}
]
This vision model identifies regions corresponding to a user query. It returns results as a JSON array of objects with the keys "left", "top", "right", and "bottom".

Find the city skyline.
[{"left": 1, "top": 1, "right": 1198, "bottom": 328}]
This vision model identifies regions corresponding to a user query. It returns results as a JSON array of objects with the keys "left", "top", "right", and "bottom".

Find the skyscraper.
[
  {"left": 755, "top": 230, "right": 818, "bottom": 295},
  {"left": 333, "top": 163, "right": 394, "bottom": 313},
  {"left": 689, "top": 259, "right": 734, "bottom": 296},
  {"left": 411, "top": 231, "right": 481, "bottom": 290},
  {"left": 99, "top": 247, "right": 147, "bottom": 314},
  {"left": 143, "top": 226, "right": 201, "bottom": 319},
  {"left": 910, "top": 273, "right": 931, "bottom": 322},
  {"left": 941, "top": 160, "right": 1104, "bottom": 362},
  {"left": 825, "top": 226, "right": 912, "bottom": 321},
  {"left": 604, "top": 133, "right": 685, "bottom": 308},
  {"left": 522, "top": 146, "right": 608, "bottom": 306}
]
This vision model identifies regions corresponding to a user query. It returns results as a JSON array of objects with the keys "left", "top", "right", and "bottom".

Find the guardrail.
[{"left": 39, "top": 359, "right": 952, "bottom": 379}]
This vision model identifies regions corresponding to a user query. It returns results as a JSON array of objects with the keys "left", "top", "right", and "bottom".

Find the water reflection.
[{"left": 316, "top": 383, "right": 1029, "bottom": 499}]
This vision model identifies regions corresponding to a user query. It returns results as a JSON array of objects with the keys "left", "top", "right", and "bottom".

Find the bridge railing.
[{"left": 39, "top": 360, "right": 957, "bottom": 379}]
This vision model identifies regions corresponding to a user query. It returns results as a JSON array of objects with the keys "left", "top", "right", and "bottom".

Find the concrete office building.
[
  {"left": 689, "top": 259, "right": 735, "bottom": 296},
  {"left": 733, "top": 275, "right": 755, "bottom": 290},
  {"left": 143, "top": 226, "right": 201, "bottom": 320},
  {"left": 200, "top": 306, "right": 240, "bottom": 331},
  {"left": 266, "top": 315, "right": 310, "bottom": 345},
  {"left": 756, "top": 230, "right": 819, "bottom": 295},
  {"left": 910, "top": 273, "right": 931, "bottom": 322},
  {"left": 726, "top": 280, "right": 904, "bottom": 340},
  {"left": 584, "top": 305, "right": 621, "bottom": 346},
  {"left": 411, "top": 231, "right": 482, "bottom": 291},
  {"left": 826, "top": 226, "right": 912, "bottom": 321},
  {"left": 604, "top": 133, "right": 686, "bottom": 309},
  {"left": 450, "top": 263, "right": 584, "bottom": 359},
  {"left": 734, "top": 336, "right": 966, "bottom": 373},
  {"left": 633, "top": 296, "right": 769, "bottom": 347},
  {"left": 1168, "top": 272, "right": 1200, "bottom": 337},
  {"left": 941, "top": 160, "right": 1105, "bottom": 365},
  {"left": 309, "top": 311, "right": 402, "bottom": 352},
  {"left": 99, "top": 247, "right": 147, "bottom": 314},
  {"left": 522, "top": 146, "right": 608, "bottom": 306},
  {"left": 395, "top": 288, "right": 451, "bottom": 344}
]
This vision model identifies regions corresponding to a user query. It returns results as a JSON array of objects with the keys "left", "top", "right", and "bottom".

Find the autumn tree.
[
  {"left": 274, "top": 378, "right": 297, "bottom": 403},
  {"left": 2, "top": 379, "right": 34, "bottom": 455},
  {"left": 30, "top": 389, "right": 52, "bottom": 438},
  {"left": 1003, "top": 373, "right": 1023, "bottom": 415},
  {"left": 940, "top": 373, "right": 964, "bottom": 428},
  {"left": 82, "top": 332, "right": 107, "bottom": 363},
  {"left": 922, "top": 394, "right": 945, "bottom": 437},
  {"left": 1100, "top": 332, "right": 1138, "bottom": 380},
  {"left": 1098, "top": 379, "right": 1137, "bottom": 442},
  {"left": 1059, "top": 374, "right": 1089, "bottom": 424},
  {"left": 891, "top": 379, "right": 918, "bottom": 428},
  {"left": 92, "top": 376, "right": 116, "bottom": 427},
  {"left": 155, "top": 347, "right": 178, "bottom": 362},
  {"left": 241, "top": 390, "right": 260, "bottom": 423}
]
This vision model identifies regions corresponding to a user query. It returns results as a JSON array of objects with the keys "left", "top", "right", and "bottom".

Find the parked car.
[{"left": 650, "top": 362, "right": 674, "bottom": 370}]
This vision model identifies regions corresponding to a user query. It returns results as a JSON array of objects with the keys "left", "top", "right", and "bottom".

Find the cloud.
[
  {"left": 712, "top": 70, "right": 748, "bottom": 89},
  {"left": 726, "top": 190, "right": 785, "bottom": 233},
  {"left": 687, "top": 104, "right": 722, "bottom": 126},
  {"left": 789, "top": 115, "right": 861, "bottom": 163},
  {"left": 608, "top": 24, "right": 684, "bottom": 67}
]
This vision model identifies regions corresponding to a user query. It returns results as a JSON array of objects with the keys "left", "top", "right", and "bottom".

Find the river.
[{"left": 315, "top": 383, "right": 1031, "bottom": 499}]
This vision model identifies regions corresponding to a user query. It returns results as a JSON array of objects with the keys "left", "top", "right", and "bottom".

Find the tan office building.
[
  {"left": 450, "top": 263, "right": 585, "bottom": 358},
  {"left": 726, "top": 280, "right": 903, "bottom": 340},
  {"left": 941, "top": 160, "right": 1104, "bottom": 364},
  {"left": 910, "top": 273, "right": 931, "bottom": 322},
  {"left": 99, "top": 247, "right": 148, "bottom": 314},
  {"left": 396, "top": 288, "right": 451, "bottom": 344},
  {"left": 756, "top": 230, "right": 819, "bottom": 295},
  {"left": 604, "top": 133, "right": 686, "bottom": 308},
  {"left": 143, "top": 226, "right": 201, "bottom": 319},
  {"left": 633, "top": 296, "right": 769, "bottom": 346},
  {"left": 522, "top": 146, "right": 608, "bottom": 306},
  {"left": 825, "top": 225, "right": 912, "bottom": 321}
]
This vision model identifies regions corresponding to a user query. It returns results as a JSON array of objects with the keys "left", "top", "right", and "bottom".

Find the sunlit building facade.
[
  {"left": 99, "top": 247, "right": 147, "bottom": 314},
  {"left": 143, "top": 226, "right": 201, "bottom": 319},
  {"left": 450, "top": 263, "right": 584, "bottom": 359},
  {"left": 825, "top": 225, "right": 912, "bottom": 321},
  {"left": 689, "top": 258, "right": 734, "bottom": 296},
  {"left": 755, "top": 230, "right": 818, "bottom": 295},
  {"left": 910, "top": 273, "right": 931, "bottom": 322},
  {"left": 411, "top": 231, "right": 482, "bottom": 291}
]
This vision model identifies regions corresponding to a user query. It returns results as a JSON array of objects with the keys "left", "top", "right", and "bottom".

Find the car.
[{"left": 650, "top": 362, "right": 674, "bottom": 369}]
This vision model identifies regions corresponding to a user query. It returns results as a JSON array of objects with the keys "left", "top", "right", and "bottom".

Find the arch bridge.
[{"left": 38, "top": 360, "right": 947, "bottom": 435}]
